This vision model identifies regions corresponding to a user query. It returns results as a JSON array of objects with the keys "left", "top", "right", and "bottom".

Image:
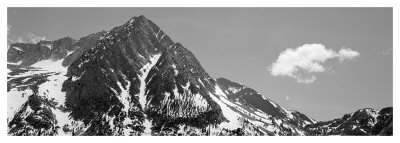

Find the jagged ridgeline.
[{"left": 7, "top": 15, "right": 392, "bottom": 136}]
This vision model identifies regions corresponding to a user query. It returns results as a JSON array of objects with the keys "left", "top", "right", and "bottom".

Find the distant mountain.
[
  {"left": 7, "top": 15, "right": 392, "bottom": 136},
  {"left": 305, "top": 107, "right": 392, "bottom": 136},
  {"left": 7, "top": 31, "right": 107, "bottom": 67}
]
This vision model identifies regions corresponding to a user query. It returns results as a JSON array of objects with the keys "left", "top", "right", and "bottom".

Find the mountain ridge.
[{"left": 7, "top": 15, "right": 392, "bottom": 136}]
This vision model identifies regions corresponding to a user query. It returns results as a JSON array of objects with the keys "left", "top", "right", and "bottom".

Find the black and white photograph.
[{"left": 2, "top": 0, "right": 397, "bottom": 140}]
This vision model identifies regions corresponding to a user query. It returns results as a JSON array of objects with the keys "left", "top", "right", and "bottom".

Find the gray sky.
[{"left": 7, "top": 8, "right": 392, "bottom": 121}]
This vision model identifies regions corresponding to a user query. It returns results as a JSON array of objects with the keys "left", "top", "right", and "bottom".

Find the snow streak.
[{"left": 138, "top": 53, "right": 161, "bottom": 110}]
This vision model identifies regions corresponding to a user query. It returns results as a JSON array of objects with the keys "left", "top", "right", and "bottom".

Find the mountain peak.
[
  {"left": 137, "top": 15, "right": 148, "bottom": 22},
  {"left": 125, "top": 15, "right": 148, "bottom": 26}
]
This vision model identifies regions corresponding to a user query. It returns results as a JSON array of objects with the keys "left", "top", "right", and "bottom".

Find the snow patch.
[
  {"left": 209, "top": 89, "right": 241, "bottom": 130},
  {"left": 8, "top": 61, "right": 23, "bottom": 65},
  {"left": 171, "top": 64, "right": 179, "bottom": 76},
  {"left": 137, "top": 53, "right": 161, "bottom": 135},
  {"left": 143, "top": 119, "right": 152, "bottom": 135},
  {"left": 41, "top": 43, "right": 53, "bottom": 50},
  {"left": 36, "top": 67, "right": 71, "bottom": 135},
  {"left": 7, "top": 89, "right": 32, "bottom": 122},
  {"left": 269, "top": 100, "right": 279, "bottom": 108},
  {"left": 281, "top": 107, "right": 294, "bottom": 119},
  {"left": 155, "top": 29, "right": 161, "bottom": 38},
  {"left": 159, "top": 34, "right": 165, "bottom": 42},
  {"left": 71, "top": 71, "right": 85, "bottom": 82},
  {"left": 66, "top": 50, "right": 74, "bottom": 56},
  {"left": 228, "top": 87, "right": 241, "bottom": 94},
  {"left": 198, "top": 78, "right": 205, "bottom": 87},
  {"left": 7, "top": 57, "right": 75, "bottom": 135},
  {"left": 360, "top": 128, "right": 366, "bottom": 133},
  {"left": 214, "top": 85, "right": 227, "bottom": 98},
  {"left": 31, "top": 59, "right": 65, "bottom": 72},
  {"left": 116, "top": 72, "right": 131, "bottom": 115},
  {"left": 12, "top": 46, "right": 24, "bottom": 52},
  {"left": 138, "top": 53, "right": 161, "bottom": 109}
]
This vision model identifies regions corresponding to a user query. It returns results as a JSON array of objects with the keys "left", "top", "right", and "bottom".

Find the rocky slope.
[
  {"left": 7, "top": 31, "right": 107, "bottom": 67},
  {"left": 305, "top": 107, "right": 392, "bottom": 136},
  {"left": 7, "top": 15, "right": 392, "bottom": 136},
  {"left": 216, "top": 78, "right": 317, "bottom": 129}
]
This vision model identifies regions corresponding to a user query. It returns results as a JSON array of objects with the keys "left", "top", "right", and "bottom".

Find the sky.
[{"left": 7, "top": 8, "right": 393, "bottom": 121}]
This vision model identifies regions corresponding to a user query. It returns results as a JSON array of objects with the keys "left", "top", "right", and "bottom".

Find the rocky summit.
[{"left": 7, "top": 15, "right": 392, "bottom": 136}]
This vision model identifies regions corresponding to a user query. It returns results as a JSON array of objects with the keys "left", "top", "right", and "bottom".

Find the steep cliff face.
[
  {"left": 7, "top": 37, "right": 75, "bottom": 66},
  {"left": 8, "top": 31, "right": 106, "bottom": 68},
  {"left": 62, "top": 15, "right": 171, "bottom": 135},
  {"left": 60, "top": 16, "right": 227, "bottom": 135},
  {"left": 371, "top": 107, "right": 393, "bottom": 136},
  {"left": 62, "top": 31, "right": 108, "bottom": 67},
  {"left": 144, "top": 43, "right": 225, "bottom": 132}
]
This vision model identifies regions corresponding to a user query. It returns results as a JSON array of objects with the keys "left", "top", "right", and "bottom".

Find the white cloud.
[
  {"left": 7, "top": 25, "right": 12, "bottom": 50},
  {"left": 338, "top": 48, "right": 360, "bottom": 62},
  {"left": 382, "top": 48, "right": 392, "bottom": 55},
  {"left": 269, "top": 43, "right": 360, "bottom": 84},
  {"left": 7, "top": 25, "right": 11, "bottom": 35},
  {"left": 16, "top": 37, "right": 24, "bottom": 43},
  {"left": 9, "top": 32, "right": 47, "bottom": 44},
  {"left": 296, "top": 75, "right": 316, "bottom": 84},
  {"left": 26, "top": 33, "right": 47, "bottom": 44}
]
